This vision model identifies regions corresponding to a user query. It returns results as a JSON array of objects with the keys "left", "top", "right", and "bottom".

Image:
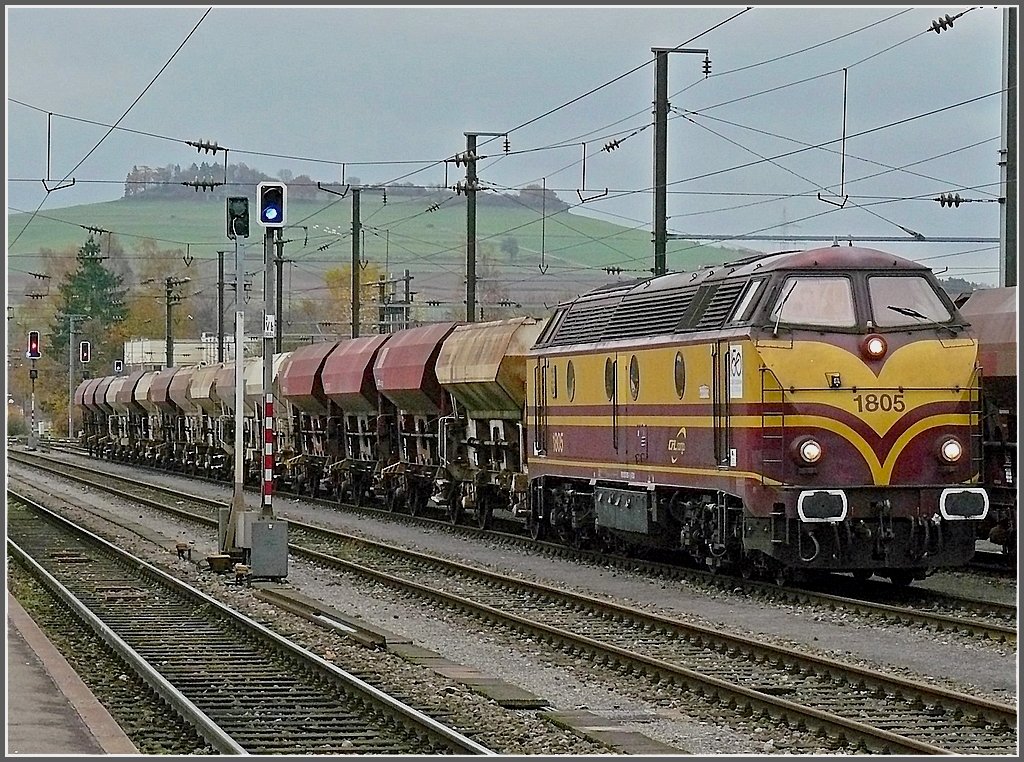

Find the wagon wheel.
[
  {"left": 850, "top": 569, "right": 873, "bottom": 582},
  {"left": 350, "top": 474, "right": 364, "bottom": 507},
  {"left": 407, "top": 481, "right": 425, "bottom": 517},
  {"left": 476, "top": 492, "right": 493, "bottom": 530},
  {"left": 383, "top": 477, "right": 402, "bottom": 512},
  {"left": 448, "top": 499, "right": 461, "bottom": 525},
  {"left": 528, "top": 515, "right": 546, "bottom": 541}
]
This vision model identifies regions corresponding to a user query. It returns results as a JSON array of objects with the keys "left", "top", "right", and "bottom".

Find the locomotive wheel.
[
  {"left": 528, "top": 516, "right": 546, "bottom": 541},
  {"left": 887, "top": 570, "right": 914, "bottom": 587},
  {"left": 448, "top": 502, "right": 460, "bottom": 525}
]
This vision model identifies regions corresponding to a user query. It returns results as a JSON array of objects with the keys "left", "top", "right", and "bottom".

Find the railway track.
[
  {"left": 6, "top": 492, "right": 493, "bottom": 756},
  {"left": 9, "top": 450, "right": 1019, "bottom": 755},
  {"left": 11, "top": 448, "right": 1017, "bottom": 645}
]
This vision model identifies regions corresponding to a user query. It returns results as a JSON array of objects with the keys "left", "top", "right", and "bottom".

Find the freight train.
[
  {"left": 75, "top": 245, "right": 998, "bottom": 585},
  {"left": 956, "top": 285, "right": 1017, "bottom": 558}
]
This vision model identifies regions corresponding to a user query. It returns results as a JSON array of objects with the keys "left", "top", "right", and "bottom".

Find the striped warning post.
[{"left": 263, "top": 394, "right": 274, "bottom": 508}]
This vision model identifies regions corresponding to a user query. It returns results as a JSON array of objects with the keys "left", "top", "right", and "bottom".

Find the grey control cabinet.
[{"left": 249, "top": 519, "right": 289, "bottom": 579}]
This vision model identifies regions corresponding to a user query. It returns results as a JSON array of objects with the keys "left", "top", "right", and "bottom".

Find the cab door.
[
  {"left": 605, "top": 355, "right": 619, "bottom": 453},
  {"left": 712, "top": 340, "right": 736, "bottom": 468},
  {"left": 532, "top": 357, "right": 549, "bottom": 455}
]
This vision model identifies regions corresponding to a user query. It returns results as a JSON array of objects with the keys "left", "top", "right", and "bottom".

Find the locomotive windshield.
[
  {"left": 867, "top": 274, "right": 953, "bottom": 327},
  {"left": 768, "top": 276, "right": 856, "bottom": 328}
]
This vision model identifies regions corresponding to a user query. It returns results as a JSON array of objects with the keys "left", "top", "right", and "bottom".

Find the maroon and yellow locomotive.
[{"left": 525, "top": 246, "right": 988, "bottom": 584}]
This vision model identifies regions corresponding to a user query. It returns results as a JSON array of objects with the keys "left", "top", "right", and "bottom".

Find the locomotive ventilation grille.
[{"left": 546, "top": 279, "right": 746, "bottom": 346}]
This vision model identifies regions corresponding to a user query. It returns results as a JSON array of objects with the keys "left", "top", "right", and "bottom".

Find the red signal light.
[{"left": 27, "top": 330, "right": 41, "bottom": 359}]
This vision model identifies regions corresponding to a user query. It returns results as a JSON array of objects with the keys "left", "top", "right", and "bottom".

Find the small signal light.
[
  {"left": 257, "top": 182, "right": 287, "bottom": 228},
  {"left": 226, "top": 196, "right": 250, "bottom": 239},
  {"left": 27, "top": 330, "right": 41, "bottom": 359},
  {"left": 79, "top": 340, "right": 91, "bottom": 363}
]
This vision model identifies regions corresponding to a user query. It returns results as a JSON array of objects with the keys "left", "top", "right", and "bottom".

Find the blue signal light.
[{"left": 257, "top": 182, "right": 287, "bottom": 228}]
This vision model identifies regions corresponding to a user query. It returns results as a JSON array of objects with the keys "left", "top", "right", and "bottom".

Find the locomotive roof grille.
[
  {"left": 547, "top": 298, "right": 618, "bottom": 344},
  {"left": 605, "top": 287, "right": 697, "bottom": 340},
  {"left": 691, "top": 281, "right": 747, "bottom": 330},
  {"left": 543, "top": 280, "right": 751, "bottom": 346}
]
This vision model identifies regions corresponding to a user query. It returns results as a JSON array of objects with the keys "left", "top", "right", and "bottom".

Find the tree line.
[{"left": 122, "top": 161, "right": 570, "bottom": 211}]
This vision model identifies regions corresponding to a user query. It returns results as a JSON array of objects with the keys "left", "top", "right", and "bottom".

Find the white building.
[{"left": 122, "top": 332, "right": 261, "bottom": 370}]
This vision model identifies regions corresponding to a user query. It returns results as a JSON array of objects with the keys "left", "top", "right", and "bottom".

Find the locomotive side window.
[
  {"left": 868, "top": 275, "right": 952, "bottom": 327},
  {"left": 629, "top": 355, "right": 640, "bottom": 400},
  {"left": 674, "top": 352, "right": 686, "bottom": 399},
  {"left": 604, "top": 357, "right": 616, "bottom": 401},
  {"left": 769, "top": 276, "right": 855, "bottom": 328},
  {"left": 730, "top": 278, "right": 766, "bottom": 323},
  {"left": 566, "top": 360, "right": 576, "bottom": 401}
]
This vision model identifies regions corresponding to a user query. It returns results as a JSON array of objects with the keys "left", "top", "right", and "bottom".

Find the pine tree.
[{"left": 47, "top": 235, "right": 128, "bottom": 361}]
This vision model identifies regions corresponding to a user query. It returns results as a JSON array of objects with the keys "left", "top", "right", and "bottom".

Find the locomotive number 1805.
[{"left": 852, "top": 392, "right": 906, "bottom": 413}]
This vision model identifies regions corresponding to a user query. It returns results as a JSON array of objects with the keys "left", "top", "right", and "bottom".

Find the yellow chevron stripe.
[
  {"left": 540, "top": 412, "right": 973, "bottom": 485},
  {"left": 785, "top": 413, "right": 969, "bottom": 484},
  {"left": 532, "top": 456, "right": 783, "bottom": 486}
]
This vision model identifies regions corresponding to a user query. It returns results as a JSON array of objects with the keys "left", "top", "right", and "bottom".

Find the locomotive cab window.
[
  {"left": 768, "top": 276, "right": 855, "bottom": 328},
  {"left": 867, "top": 274, "right": 953, "bottom": 328},
  {"left": 729, "top": 278, "right": 766, "bottom": 323}
]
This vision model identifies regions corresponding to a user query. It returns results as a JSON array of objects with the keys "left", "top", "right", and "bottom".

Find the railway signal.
[
  {"left": 79, "top": 340, "right": 91, "bottom": 363},
  {"left": 226, "top": 196, "right": 250, "bottom": 239},
  {"left": 113, "top": 359, "right": 124, "bottom": 373},
  {"left": 257, "top": 182, "right": 287, "bottom": 228},
  {"left": 27, "top": 330, "right": 41, "bottom": 359}
]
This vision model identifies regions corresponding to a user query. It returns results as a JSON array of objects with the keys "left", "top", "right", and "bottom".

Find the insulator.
[
  {"left": 603, "top": 139, "right": 622, "bottom": 152},
  {"left": 503, "top": 137, "right": 511, "bottom": 154},
  {"left": 702, "top": 55, "right": 712, "bottom": 77},
  {"left": 930, "top": 13, "right": 954, "bottom": 33}
]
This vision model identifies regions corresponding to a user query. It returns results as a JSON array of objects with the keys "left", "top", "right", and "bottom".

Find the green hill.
[{"left": 7, "top": 195, "right": 755, "bottom": 309}]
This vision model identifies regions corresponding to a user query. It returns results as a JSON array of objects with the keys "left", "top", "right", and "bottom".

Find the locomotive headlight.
[
  {"left": 939, "top": 437, "right": 963, "bottom": 463},
  {"left": 795, "top": 437, "right": 823, "bottom": 464},
  {"left": 861, "top": 334, "right": 887, "bottom": 359}
]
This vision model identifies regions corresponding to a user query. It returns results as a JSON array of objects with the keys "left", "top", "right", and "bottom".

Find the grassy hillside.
[{"left": 7, "top": 195, "right": 755, "bottom": 309}]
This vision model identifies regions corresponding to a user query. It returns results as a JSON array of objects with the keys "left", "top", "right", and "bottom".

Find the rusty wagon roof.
[
  {"left": 958, "top": 286, "right": 1018, "bottom": 379},
  {"left": 321, "top": 334, "right": 391, "bottom": 413}
]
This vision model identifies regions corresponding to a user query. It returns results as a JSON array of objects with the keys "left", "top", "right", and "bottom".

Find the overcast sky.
[{"left": 5, "top": 5, "right": 1013, "bottom": 286}]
